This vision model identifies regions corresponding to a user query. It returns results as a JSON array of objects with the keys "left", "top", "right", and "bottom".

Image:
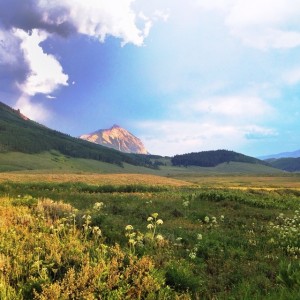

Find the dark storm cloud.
[
  {"left": 0, "top": 0, "right": 76, "bottom": 102},
  {"left": 0, "top": 0, "right": 76, "bottom": 37},
  {"left": 0, "top": 30, "right": 29, "bottom": 99}
]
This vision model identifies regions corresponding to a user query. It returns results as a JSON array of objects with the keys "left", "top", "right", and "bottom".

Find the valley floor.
[{"left": 0, "top": 172, "right": 300, "bottom": 299}]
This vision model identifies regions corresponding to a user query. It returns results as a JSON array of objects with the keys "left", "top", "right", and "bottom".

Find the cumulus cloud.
[
  {"left": 15, "top": 95, "right": 51, "bottom": 122},
  {"left": 138, "top": 120, "right": 276, "bottom": 156},
  {"left": 15, "top": 29, "right": 68, "bottom": 96},
  {"left": 0, "top": 0, "right": 151, "bottom": 46},
  {"left": 244, "top": 126, "right": 278, "bottom": 140},
  {"left": 197, "top": 0, "right": 300, "bottom": 49},
  {"left": 137, "top": 88, "right": 277, "bottom": 156},
  {"left": 0, "top": 28, "right": 29, "bottom": 94},
  {"left": 182, "top": 95, "right": 274, "bottom": 121},
  {"left": 0, "top": 0, "right": 153, "bottom": 120}
]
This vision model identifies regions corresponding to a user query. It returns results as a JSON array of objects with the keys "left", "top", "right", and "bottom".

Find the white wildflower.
[
  {"left": 125, "top": 225, "right": 133, "bottom": 231},
  {"left": 156, "top": 234, "right": 164, "bottom": 241},
  {"left": 197, "top": 234, "right": 203, "bottom": 240},
  {"left": 147, "top": 224, "right": 154, "bottom": 229}
]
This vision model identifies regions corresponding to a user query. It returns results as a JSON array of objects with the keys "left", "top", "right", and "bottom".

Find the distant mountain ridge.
[
  {"left": 267, "top": 157, "right": 300, "bottom": 172},
  {"left": 259, "top": 149, "right": 300, "bottom": 160},
  {"left": 80, "top": 125, "right": 149, "bottom": 155}
]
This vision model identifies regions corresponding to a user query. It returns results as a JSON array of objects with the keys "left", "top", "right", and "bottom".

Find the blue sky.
[{"left": 1, "top": 0, "right": 300, "bottom": 156}]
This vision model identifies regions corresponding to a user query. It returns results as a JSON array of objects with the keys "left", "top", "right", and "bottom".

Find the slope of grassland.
[
  {"left": 0, "top": 151, "right": 283, "bottom": 175},
  {"left": 0, "top": 151, "right": 160, "bottom": 174}
]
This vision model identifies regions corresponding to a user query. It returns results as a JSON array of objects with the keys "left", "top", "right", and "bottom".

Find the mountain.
[
  {"left": 259, "top": 149, "right": 300, "bottom": 160},
  {"left": 0, "top": 101, "right": 155, "bottom": 168},
  {"left": 80, "top": 125, "right": 149, "bottom": 154},
  {"left": 171, "top": 149, "right": 270, "bottom": 167}
]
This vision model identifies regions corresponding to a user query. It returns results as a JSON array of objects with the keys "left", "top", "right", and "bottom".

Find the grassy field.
[
  {"left": 0, "top": 151, "right": 284, "bottom": 176},
  {"left": 0, "top": 173, "right": 191, "bottom": 187},
  {"left": 0, "top": 172, "right": 300, "bottom": 299},
  {"left": 0, "top": 172, "right": 299, "bottom": 189}
]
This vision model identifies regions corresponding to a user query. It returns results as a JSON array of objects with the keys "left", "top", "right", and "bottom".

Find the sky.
[{"left": 1, "top": 0, "right": 300, "bottom": 157}]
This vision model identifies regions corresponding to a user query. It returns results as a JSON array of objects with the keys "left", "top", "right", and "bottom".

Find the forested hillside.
[
  {"left": 172, "top": 150, "right": 269, "bottom": 167},
  {"left": 268, "top": 157, "right": 300, "bottom": 172},
  {"left": 0, "top": 102, "right": 155, "bottom": 168}
]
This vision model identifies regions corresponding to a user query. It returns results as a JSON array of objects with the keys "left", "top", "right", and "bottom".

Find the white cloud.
[
  {"left": 15, "top": 95, "right": 51, "bottom": 122},
  {"left": 1, "top": 0, "right": 154, "bottom": 122},
  {"left": 42, "top": 0, "right": 151, "bottom": 46},
  {"left": 153, "top": 10, "right": 170, "bottom": 22},
  {"left": 179, "top": 94, "right": 274, "bottom": 121},
  {"left": 46, "top": 95, "right": 56, "bottom": 99},
  {"left": 244, "top": 125, "right": 278, "bottom": 140},
  {"left": 196, "top": 0, "right": 234, "bottom": 11},
  {"left": 197, "top": 0, "right": 300, "bottom": 49},
  {"left": 138, "top": 120, "right": 276, "bottom": 156},
  {"left": 0, "top": 29, "right": 21, "bottom": 65},
  {"left": 14, "top": 29, "right": 68, "bottom": 96}
]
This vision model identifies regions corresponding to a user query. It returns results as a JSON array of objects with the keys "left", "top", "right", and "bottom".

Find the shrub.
[{"left": 165, "top": 261, "right": 202, "bottom": 293}]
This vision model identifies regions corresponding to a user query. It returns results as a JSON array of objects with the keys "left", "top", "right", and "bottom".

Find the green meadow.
[
  {"left": 0, "top": 151, "right": 284, "bottom": 176},
  {"left": 0, "top": 173, "right": 300, "bottom": 299}
]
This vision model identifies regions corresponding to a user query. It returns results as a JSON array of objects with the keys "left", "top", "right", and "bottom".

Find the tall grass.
[{"left": 1, "top": 181, "right": 300, "bottom": 299}]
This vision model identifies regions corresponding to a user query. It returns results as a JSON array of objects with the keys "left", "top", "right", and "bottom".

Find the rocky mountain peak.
[
  {"left": 80, "top": 125, "right": 149, "bottom": 155},
  {"left": 111, "top": 124, "right": 120, "bottom": 129}
]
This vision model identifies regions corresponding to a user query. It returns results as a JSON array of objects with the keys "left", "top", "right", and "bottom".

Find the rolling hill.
[
  {"left": 171, "top": 149, "right": 270, "bottom": 167},
  {"left": 267, "top": 157, "right": 300, "bottom": 172}
]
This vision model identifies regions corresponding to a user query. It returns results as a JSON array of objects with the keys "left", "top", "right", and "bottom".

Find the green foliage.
[
  {"left": 278, "top": 261, "right": 300, "bottom": 290},
  {"left": 172, "top": 149, "right": 269, "bottom": 167},
  {"left": 1, "top": 181, "right": 300, "bottom": 299},
  {"left": 11, "top": 194, "right": 38, "bottom": 208},
  {"left": 0, "top": 196, "right": 186, "bottom": 299},
  {"left": 165, "top": 261, "right": 202, "bottom": 293},
  {"left": 269, "top": 209, "right": 300, "bottom": 258}
]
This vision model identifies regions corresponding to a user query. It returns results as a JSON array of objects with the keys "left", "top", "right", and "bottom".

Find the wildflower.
[
  {"left": 125, "top": 225, "right": 133, "bottom": 231},
  {"left": 147, "top": 224, "right": 154, "bottom": 229},
  {"left": 147, "top": 216, "right": 153, "bottom": 222},
  {"left": 183, "top": 200, "right": 190, "bottom": 207},
  {"left": 211, "top": 217, "right": 217, "bottom": 224},
  {"left": 93, "top": 202, "right": 104, "bottom": 210},
  {"left": 152, "top": 213, "right": 159, "bottom": 218},
  {"left": 128, "top": 239, "right": 136, "bottom": 245},
  {"left": 93, "top": 226, "right": 102, "bottom": 236},
  {"left": 197, "top": 234, "right": 202, "bottom": 240},
  {"left": 220, "top": 215, "right": 225, "bottom": 221},
  {"left": 136, "top": 232, "right": 144, "bottom": 241},
  {"left": 82, "top": 214, "right": 91, "bottom": 220},
  {"left": 156, "top": 219, "right": 163, "bottom": 225},
  {"left": 204, "top": 216, "right": 210, "bottom": 223},
  {"left": 189, "top": 252, "right": 196, "bottom": 259},
  {"left": 156, "top": 234, "right": 164, "bottom": 241}
]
